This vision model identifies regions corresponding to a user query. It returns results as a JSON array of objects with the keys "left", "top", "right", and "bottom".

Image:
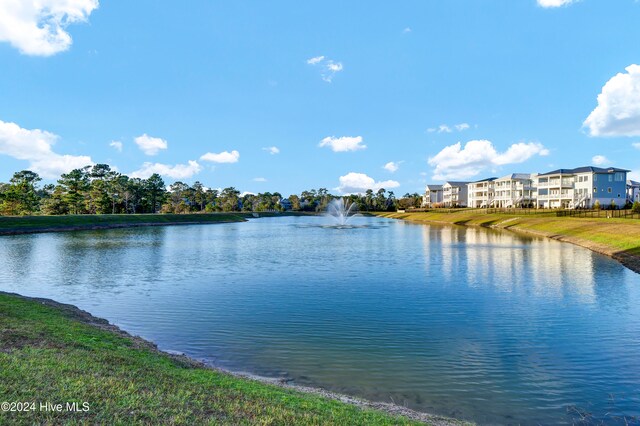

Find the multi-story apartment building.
[
  {"left": 423, "top": 166, "right": 630, "bottom": 210},
  {"left": 466, "top": 178, "right": 496, "bottom": 208},
  {"left": 535, "top": 166, "right": 628, "bottom": 209},
  {"left": 493, "top": 173, "right": 536, "bottom": 208},
  {"left": 421, "top": 184, "right": 443, "bottom": 208},
  {"left": 628, "top": 180, "right": 640, "bottom": 204},
  {"left": 443, "top": 181, "right": 469, "bottom": 207}
]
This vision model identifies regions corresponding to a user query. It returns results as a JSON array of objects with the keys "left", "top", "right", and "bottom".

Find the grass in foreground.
[
  {"left": 0, "top": 293, "right": 433, "bottom": 425},
  {"left": 376, "top": 211, "right": 640, "bottom": 257}
]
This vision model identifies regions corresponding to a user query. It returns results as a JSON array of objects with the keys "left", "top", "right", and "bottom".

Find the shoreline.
[
  {"left": 0, "top": 212, "right": 325, "bottom": 236},
  {"left": 375, "top": 211, "right": 640, "bottom": 274},
  {"left": 0, "top": 291, "right": 466, "bottom": 426},
  {"left": 0, "top": 219, "right": 245, "bottom": 236}
]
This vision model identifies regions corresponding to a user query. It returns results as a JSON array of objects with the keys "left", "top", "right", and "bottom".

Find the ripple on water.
[{"left": 1, "top": 217, "right": 639, "bottom": 425}]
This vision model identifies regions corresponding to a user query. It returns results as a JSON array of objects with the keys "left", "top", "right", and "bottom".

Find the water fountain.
[{"left": 326, "top": 198, "right": 358, "bottom": 227}]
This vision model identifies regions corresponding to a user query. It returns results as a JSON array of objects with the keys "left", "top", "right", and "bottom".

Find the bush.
[
  {"left": 593, "top": 200, "right": 601, "bottom": 210},
  {"left": 633, "top": 201, "right": 640, "bottom": 214}
]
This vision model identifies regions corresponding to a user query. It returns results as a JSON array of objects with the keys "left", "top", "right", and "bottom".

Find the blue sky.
[{"left": 1, "top": 0, "right": 639, "bottom": 196}]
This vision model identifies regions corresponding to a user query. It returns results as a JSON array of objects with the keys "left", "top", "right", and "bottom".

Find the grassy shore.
[
  {"left": 375, "top": 210, "right": 640, "bottom": 273},
  {"left": 0, "top": 213, "right": 250, "bottom": 235},
  {"left": 0, "top": 292, "right": 463, "bottom": 425}
]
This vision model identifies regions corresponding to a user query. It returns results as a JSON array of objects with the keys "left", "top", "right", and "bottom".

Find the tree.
[
  {"left": 40, "top": 185, "right": 70, "bottom": 215},
  {"left": 145, "top": 174, "right": 166, "bottom": 213},
  {"left": 385, "top": 191, "right": 397, "bottom": 211},
  {"left": 220, "top": 187, "right": 240, "bottom": 212},
  {"left": 163, "top": 181, "right": 191, "bottom": 213},
  {"left": 204, "top": 188, "right": 219, "bottom": 212},
  {"left": 192, "top": 181, "right": 206, "bottom": 212},
  {"left": 375, "top": 188, "right": 386, "bottom": 211},
  {"left": 59, "top": 167, "right": 91, "bottom": 214},
  {"left": 632, "top": 201, "right": 640, "bottom": 214},
  {"left": 0, "top": 170, "right": 42, "bottom": 215},
  {"left": 289, "top": 194, "right": 301, "bottom": 211}
]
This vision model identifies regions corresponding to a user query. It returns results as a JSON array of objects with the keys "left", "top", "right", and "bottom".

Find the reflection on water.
[
  {"left": 1, "top": 216, "right": 639, "bottom": 425},
  {"left": 426, "top": 226, "right": 600, "bottom": 301}
]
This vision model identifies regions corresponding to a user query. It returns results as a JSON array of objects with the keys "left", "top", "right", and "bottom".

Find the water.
[{"left": 1, "top": 215, "right": 639, "bottom": 425}]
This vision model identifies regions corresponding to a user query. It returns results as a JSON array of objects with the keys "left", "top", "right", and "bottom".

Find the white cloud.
[
  {"left": 135, "top": 134, "right": 168, "bottom": 156},
  {"left": 583, "top": 64, "right": 640, "bottom": 137},
  {"left": 130, "top": 161, "right": 201, "bottom": 180},
  {"left": 200, "top": 150, "right": 240, "bottom": 164},
  {"left": 0, "top": 119, "right": 92, "bottom": 178},
  {"left": 383, "top": 161, "right": 400, "bottom": 173},
  {"left": 403, "top": 27, "right": 412, "bottom": 34},
  {"left": 427, "top": 139, "right": 549, "bottom": 181},
  {"left": 0, "top": 0, "right": 99, "bottom": 56},
  {"left": 109, "top": 140, "right": 123, "bottom": 152},
  {"left": 633, "top": 142, "right": 640, "bottom": 150},
  {"left": 307, "top": 55, "right": 344, "bottom": 82},
  {"left": 336, "top": 172, "right": 400, "bottom": 194},
  {"left": 591, "top": 155, "right": 611, "bottom": 166},
  {"left": 306, "top": 56, "right": 325, "bottom": 65},
  {"left": 253, "top": 177, "right": 267, "bottom": 182},
  {"left": 319, "top": 136, "right": 366, "bottom": 152},
  {"left": 537, "top": 0, "right": 578, "bottom": 7},
  {"left": 262, "top": 146, "right": 280, "bottom": 155},
  {"left": 630, "top": 170, "right": 640, "bottom": 181},
  {"left": 428, "top": 123, "right": 470, "bottom": 133}
]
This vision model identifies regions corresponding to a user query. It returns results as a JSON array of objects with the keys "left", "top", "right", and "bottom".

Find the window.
[
  {"left": 594, "top": 175, "right": 598, "bottom": 182},
  {"left": 608, "top": 175, "right": 613, "bottom": 182},
  {"left": 615, "top": 172, "right": 624, "bottom": 182},
  {"left": 593, "top": 188, "right": 597, "bottom": 193},
  {"left": 608, "top": 187, "right": 612, "bottom": 193}
]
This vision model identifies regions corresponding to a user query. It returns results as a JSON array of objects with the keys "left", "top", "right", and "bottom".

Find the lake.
[{"left": 1, "top": 215, "right": 639, "bottom": 424}]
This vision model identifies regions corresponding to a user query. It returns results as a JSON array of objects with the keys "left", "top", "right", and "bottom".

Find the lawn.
[
  {"left": 377, "top": 211, "right": 640, "bottom": 258},
  {"left": 0, "top": 293, "right": 456, "bottom": 425}
]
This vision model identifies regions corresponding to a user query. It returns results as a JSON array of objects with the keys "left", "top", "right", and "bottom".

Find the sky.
[{"left": 1, "top": 0, "right": 640, "bottom": 196}]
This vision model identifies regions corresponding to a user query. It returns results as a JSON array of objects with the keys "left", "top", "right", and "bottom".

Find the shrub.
[{"left": 632, "top": 201, "right": 640, "bottom": 214}]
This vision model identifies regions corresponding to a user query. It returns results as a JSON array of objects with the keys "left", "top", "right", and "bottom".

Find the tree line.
[{"left": 0, "top": 165, "right": 423, "bottom": 216}]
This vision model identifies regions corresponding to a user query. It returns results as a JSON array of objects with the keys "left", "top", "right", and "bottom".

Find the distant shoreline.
[
  {"left": 376, "top": 211, "right": 640, "bottom": 274},
  {"left": 0, "top": 212, "right": 319, "bottom": 236}
]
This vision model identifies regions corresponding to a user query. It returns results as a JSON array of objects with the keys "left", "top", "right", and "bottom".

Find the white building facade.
[
  {"left": 627, "top": 180, "right": 640, "bottom": 204},
  {"left": 423, "top": 166, "right": 630, "bottom": 209},
  {"left": 422, "top": 184, "right": 444, "bottom": 208},
  {"left": 443, "top": 181, "right": 469, "bottom": 207},
  {"left": 493, "top": 173, "right": 536, "bottom": 208},
  {"left": 467, "top": 178, "right": 496, "bottom": 208}
]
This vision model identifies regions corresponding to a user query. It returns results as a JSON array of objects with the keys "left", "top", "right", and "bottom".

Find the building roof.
[
  {"left": 469, "top": 177, "right": 497, "bottom": 183},
  {"left": 425, "top": 184, "right": 443, "bottom": 190},
  {"left": 628, "top": 180, "right": 640, "bottom": 187},
  {"left": 538, "top": 166, "right": 630, "bottom": 177},
  {"left": 496, "top": 173, "right": 532, "bottom": 181},
  {"left": 444, "top": 181, "right": 470, "bottom": 187}
]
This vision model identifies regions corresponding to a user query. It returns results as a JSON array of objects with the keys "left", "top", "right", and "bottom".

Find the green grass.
[
  {"left": 0, "top": 213, "right": 246, "bottom": 233},
  {"left": 0, "top": 293, "right": 442, "bottom": 425},
  {"left": 376, "top": 211, "right": 640, "bottom": 257}
]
